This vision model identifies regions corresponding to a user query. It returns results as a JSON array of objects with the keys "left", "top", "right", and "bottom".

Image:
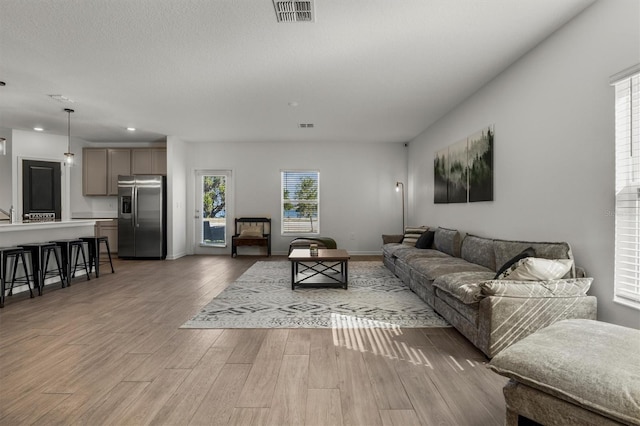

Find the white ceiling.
[{"left": 0, "top": 0, "right": 595, "bottom": 144}]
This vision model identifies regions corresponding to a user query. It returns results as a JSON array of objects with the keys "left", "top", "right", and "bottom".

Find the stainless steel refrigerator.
[{"left": 118, "top": 175, "right": 167, "bottom": 259}]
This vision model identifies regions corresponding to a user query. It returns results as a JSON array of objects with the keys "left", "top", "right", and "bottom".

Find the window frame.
[
  {"left": 280, "top": 169, "right": 320, "bottom": 236},
  {"left": 612, "top": 64, "right": 640, "bottom": 310}
]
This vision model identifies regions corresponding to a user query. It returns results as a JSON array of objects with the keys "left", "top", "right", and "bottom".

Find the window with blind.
[
  {"left": 613, "top": 65, "right": 640, "bottom": 310},
  {"left": 281, "top": 170, "right": 319, "bottom": 235}
]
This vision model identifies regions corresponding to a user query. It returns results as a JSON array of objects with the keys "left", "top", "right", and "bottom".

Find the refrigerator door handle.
[{"left": 134, "top": 186, "right": 139, "bottom": 228}]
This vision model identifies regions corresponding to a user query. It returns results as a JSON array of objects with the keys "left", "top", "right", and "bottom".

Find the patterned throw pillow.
[
  {"left": 494, "top": 247, "right": 536, "bottom": 279},
  {"left": 401, "top": 227, "right": 428, "bottom": 246},
  {"left": 497, "top": 257, "right": 573, "bottom": 281}
]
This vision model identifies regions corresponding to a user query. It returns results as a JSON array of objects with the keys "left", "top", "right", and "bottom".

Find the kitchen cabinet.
[
  {"left": 83, "top": 147, "right": 166, "bottom": 196},
  {"left": 83, "top": 149, "right": 108, "bottom": 195},
  {"left": 108, "top": 149, "right": 131, "bottom": 196},
  {"left": 131, "top": 148, "right": 166, "bottom": 175},
  {"left": 95, "top": 219, "right": 118, "bottom": 254}
]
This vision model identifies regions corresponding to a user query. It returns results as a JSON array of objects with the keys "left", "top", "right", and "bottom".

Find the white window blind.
[
  {"left": 614, "top": 67, "right": 640, "bottom": 310},
  {"left": 281, "top": 170, "right": 319, "bottom": 234}
]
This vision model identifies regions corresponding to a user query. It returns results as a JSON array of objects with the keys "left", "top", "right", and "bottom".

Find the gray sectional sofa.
[{"left": 382, "top": 227, "right": 597, "bottom": 358}]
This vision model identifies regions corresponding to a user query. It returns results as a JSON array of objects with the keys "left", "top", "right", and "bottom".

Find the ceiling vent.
[
  {"left": 48, "top": 94, "right": 76, "bottom": 104},
  {"left": 273, "top": 1, "right": 314, "bottom": 23},
  {"left": 299, "top": 123, "right": 314, "bottom": 128}
]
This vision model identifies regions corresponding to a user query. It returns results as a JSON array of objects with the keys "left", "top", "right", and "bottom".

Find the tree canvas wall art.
[
  {"left": 468, "top": 126, "right": 494, "bottom": 202},
  {"left": 433, "top": 124, "right": 494, "bottom": 204},
  {"left": 447, "top": 139, "right": 468, "bottom": 203},
  {"left": 434, "top": 147, "right": 448, "bottom": 204}
]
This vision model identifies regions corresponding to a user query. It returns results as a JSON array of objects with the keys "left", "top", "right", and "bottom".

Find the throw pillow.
[
  {"left": 494, "top": 247, "right": 536, "bottom": 279},
  {"left": 401, "top": 226, "right": 428, "bottom": 246},
  {"left": 415, "top": 230, "right": 435, "bottom": 249},
  {"left": 498, "top": 257, "right": 573, "bottom": 281},
  {"left": 239, "top": 226, "right": 263, "bottom": 238}
]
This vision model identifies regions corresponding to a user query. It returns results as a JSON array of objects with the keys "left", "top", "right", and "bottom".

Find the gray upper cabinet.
[
  {"left": 83, "top": 147, "right": 166, "bottom": 196},
  {"left": 83, "top": 148, "right": 108, "bottom": 195},
  {"left": 131, "top": 148, "right": 167, "bottom": 175}
]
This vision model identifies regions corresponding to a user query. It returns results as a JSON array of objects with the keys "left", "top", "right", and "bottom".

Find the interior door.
[{"left": 22, "top": 159, "right": 62, "bottom": 220}]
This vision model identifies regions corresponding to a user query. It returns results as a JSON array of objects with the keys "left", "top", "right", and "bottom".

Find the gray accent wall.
[{"left": 406, "top": 0, "right": 640, "bottom": 328}]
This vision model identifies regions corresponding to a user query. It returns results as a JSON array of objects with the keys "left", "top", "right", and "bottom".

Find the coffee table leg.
[
  {"left": 344, "top": 260, "right": 348, "bottom": 289},
  {"left": 291, "top": 261, "right": 295, "bottom": 290}
]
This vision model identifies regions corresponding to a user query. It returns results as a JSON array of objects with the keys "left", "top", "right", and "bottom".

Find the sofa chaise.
[{"left": 382, "top": 226, "right": 597, "bottom": 358}]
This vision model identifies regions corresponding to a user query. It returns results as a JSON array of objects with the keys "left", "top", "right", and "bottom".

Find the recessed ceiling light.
[
  {"left": 34, "top": 127, "right": 44, "bottom": 132},
  {"left": 0, "top": 81, "right": 5, "bottom": 86},
  {"left": 126, "top": 127, "right": 136, "bottom": 131}
]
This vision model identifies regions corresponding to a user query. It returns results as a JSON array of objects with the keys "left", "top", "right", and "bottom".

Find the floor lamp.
[{"left": 396, "top": 181, "right": 405, "bottom": 232}]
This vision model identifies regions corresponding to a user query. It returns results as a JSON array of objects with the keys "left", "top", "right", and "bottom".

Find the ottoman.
[
  {"left": 489, "top": 319, "right": 640, "bottom": 426},
  {"left": 288, "top": 237, "right": 337, "bottom": 253}
]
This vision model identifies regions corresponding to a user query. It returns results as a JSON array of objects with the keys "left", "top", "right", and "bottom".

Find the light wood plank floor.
[{"left": 0, "top": 255, "right": 507, "bottom": 425}]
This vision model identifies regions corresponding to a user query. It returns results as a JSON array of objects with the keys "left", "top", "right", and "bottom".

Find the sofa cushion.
[
  {"left": 412, "top": 257, "right": 492, "bottom": 282},
  {"left": 402, "top": 226, "right": 428, "bottom": 246},
  {"left": 461, "top": 234, "right": 496, "bottom": 270},
  {"left": 498, "top": 258, "right": 573, "bottom": 281},
  {"left": 415, "top": 230, "right": 435, "bottom": 249},
  {"left": 434, "top": 227, "right": 462, "bottom": 257},
  {"left": 432, "top": 271, "right": 496, "bottom": 304},
  {"left": 480, "top": 277, "right": 593, "bottom": 298},
  {"left": 493, "top": 239, "right": 575, "bottom": 278},
  {"left": 494, "top": 247, "right": 536, "bottom": 279},
  {"left": 394, "top": 247, "right": 450, "bottom": 262},
  {"left": 489, "top": 319, "right": 640, "bottom": 425},
  {"left": 382, "top": 243, "right": 405, "bottom": 258}
]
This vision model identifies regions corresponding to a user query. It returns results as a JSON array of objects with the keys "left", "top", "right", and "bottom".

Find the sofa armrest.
[
  {"left": 477, "top": 295, "right": 597, "bottom": 358},
  {"left": 480, "top": 277, "right": 593, "bottom": 298},
  {"left": 382, "top": 234, "right": 404, "bottom": 244}
]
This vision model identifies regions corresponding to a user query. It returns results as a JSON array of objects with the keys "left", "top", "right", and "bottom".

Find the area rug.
[{"left": 181, "top": 261, "right": 449, "bottom": 329}]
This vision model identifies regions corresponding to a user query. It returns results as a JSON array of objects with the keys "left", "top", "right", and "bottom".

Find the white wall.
[
  {"left": 185, "top": 140, "right": 407, "bottom": 255},
  {"left": 407, "top": 0, "right": 640, "bottom": 328},
  {"left": 167, "top": 135, "right": 188, "bottom": 259}
]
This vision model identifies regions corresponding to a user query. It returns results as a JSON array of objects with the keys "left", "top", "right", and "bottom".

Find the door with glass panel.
[{"left": 195, "top": 171, "right": 231, "bottom": 251}]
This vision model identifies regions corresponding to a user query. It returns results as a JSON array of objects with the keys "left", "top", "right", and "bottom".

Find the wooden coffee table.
[{"left": 288, "top": 248, "right": 350, "bottom": 289}]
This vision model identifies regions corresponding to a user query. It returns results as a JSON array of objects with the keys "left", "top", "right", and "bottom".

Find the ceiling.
[{"left": 0, "top": 0, "right": 595, "bottom": 144}]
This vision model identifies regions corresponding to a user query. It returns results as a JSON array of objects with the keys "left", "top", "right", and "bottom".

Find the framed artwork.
[
  {"left": 434, "top": 147, "right": 448, "bottom": 204},
  {"left": 447, "top": 139, "right": 468, "bottom": 203},
  {"left": 468, "top": 126, "right": 494, "bottom": 202},
  {"left": 433, "top": 124, "right": 494, "bottom": 204}
]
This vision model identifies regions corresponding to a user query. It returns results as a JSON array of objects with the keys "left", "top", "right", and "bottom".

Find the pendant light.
[{"left": 63, "top": 108, "right": 75, "bottom": 166}]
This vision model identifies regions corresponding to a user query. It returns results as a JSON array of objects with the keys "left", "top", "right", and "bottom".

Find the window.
[
  {"left": 197, "top": 171, "right": 230, "bottom": 247},
  {"left": 613, "top": 65, "right": 640, "bottom": 310},
  {"left": 281, "top": 170, "right": 319, "bottom": 235}
]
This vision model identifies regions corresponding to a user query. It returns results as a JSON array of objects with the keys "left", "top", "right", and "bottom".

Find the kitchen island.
[
  {"left": 0, "top": 220, "right": 97, "bottom": 247},
  {"left": 0, "top": 220, "right": 98, "bottom": 297}
]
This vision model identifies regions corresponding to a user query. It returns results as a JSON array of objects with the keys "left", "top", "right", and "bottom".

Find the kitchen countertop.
[{"left": 0, "top": 219, "right": 97, "bottom": 232}]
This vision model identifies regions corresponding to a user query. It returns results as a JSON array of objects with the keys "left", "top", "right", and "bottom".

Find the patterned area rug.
[{"left": 181, "top": 261, "right": 449, "bottom": 329}]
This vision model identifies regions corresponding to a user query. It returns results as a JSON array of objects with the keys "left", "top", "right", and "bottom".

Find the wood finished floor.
[{"left": 0, "top": 255, "right": 507, "bottom": 426}]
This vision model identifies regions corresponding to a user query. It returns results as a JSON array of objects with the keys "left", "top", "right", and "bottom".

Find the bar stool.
[
  {"left": 19, "top": 243, "right": 66, "bottom": 295},
  {"left": 52, "top": 239, "right": 91, "bottom": 286},
  {"left": 0, "top": 247, "right": 34, "bottom": 308},
  {"left": 80, "top": 236, "right": 115, "bottom": 278}
]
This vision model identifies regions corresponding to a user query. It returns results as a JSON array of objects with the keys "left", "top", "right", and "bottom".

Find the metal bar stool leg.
[{"left": 71, "top": 242, "right": 91, "bottom": 281}]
